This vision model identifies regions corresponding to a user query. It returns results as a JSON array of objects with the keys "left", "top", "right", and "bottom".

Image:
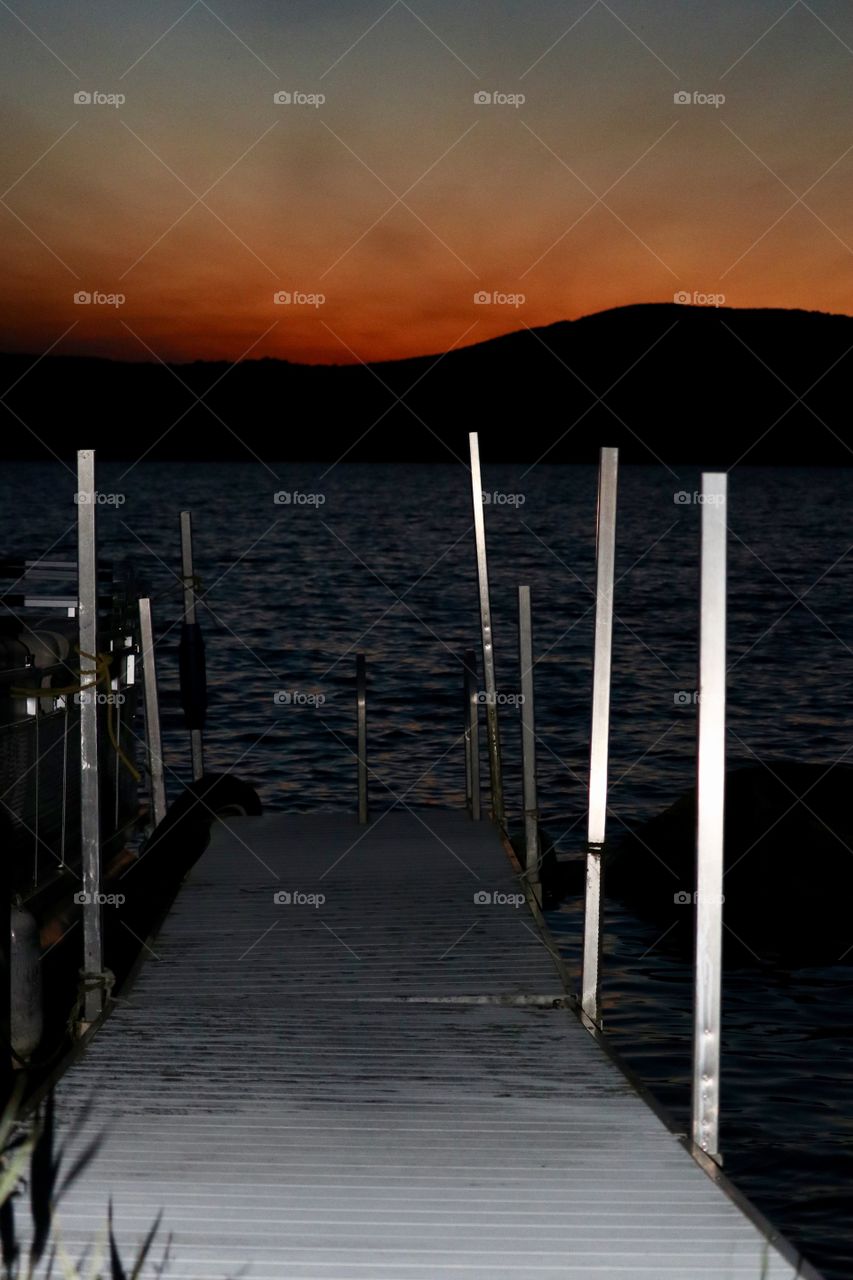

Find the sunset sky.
[{"left": 2, "top": 0, "right": 852, "bottom": 364}]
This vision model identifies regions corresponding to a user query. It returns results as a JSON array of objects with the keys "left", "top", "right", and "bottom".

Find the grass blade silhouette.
[
  {"left": 129, "top": 1211, "right": 162, "bottom": 1280},
  {"left": 107, "top": 1201, "right": 126, "bottom": 1280},
  {"left": 28, "top": 1093, "right": 58, "bottom": 1272}
]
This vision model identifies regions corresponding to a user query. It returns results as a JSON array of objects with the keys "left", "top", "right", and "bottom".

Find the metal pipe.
[
  {"left": 180, "top": 512, "right": 198, "bottom": 627},
  {"left": 180, "top": 511, "right": 205, "bottom": 781},
  {"left": 10, "top": 905, "right": 43, "bottom": 1064},
  {"left": 357, "top": 651, "right": 367, "bottom": 824},
  {"left": 468, "top": 432, "right": 504, "bottom": 828},
  {"left": 60, "top": 700, "right": 68, "bottom": 866},
  {"left": 691, "top": 471, "right": 727, "bottom": 1164},
  {"left": 581, "top": 447, "right": 619, "bottom": 1026},
  {"left": 113, "top": 653, "right": 121, "bottom": 831},
  {"left": 463, "top": 658, "right": 472, "bottom": 813},
  {"left": 0, "top": 861, "right": 10, "bottom": 1099},
  {"left": 463, "top": 649, "right": 481, "bottom": 821},
  {"left": 33, "top": 713, "right": 39, "bottom": 885},
  {"left": 517, "top": 586, "right": 540, "bottom": 905},
  {"left": 138, "top": 598, "right": 167, "bottom": 828},
  {"left": 77, "top": 449, "right": 105, "bottom": 1028}
]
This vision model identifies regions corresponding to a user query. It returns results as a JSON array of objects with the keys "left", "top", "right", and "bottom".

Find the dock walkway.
[{"left": 47, "top": 810, "right": 815, "bottom": 1278}]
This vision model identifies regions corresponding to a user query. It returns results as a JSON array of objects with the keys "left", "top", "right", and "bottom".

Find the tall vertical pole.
[
  {"left": 581, "top": 447, "right": 618, "bottom": 1025},
  {"left": 468, "top": 433, "right": 504, "bottom": 828},
  {"left": 464, "top": 658, "right": 473, "bottom": 813},
  {"left": 691, "top": 472, "right": 727, "bottom": 1164},
  {"left": 356, "top": 652, "right": 367, "bottom": 825},
  {"left": 180, "top": 511, "right": 204, "bottom": 781},
  {"left": 138, "top": 598, "right": 167, "bottom": 828},
  {"left": 518, "top": 586, "right": 540, "bottom": 905},
  {"left": 77, "top": 450, "right": 104, "bottom": 1027},
  {"left": 463, "top": 649, "right": 480, "bottom": 821},
  {"left": 0, "top": 832, "right": 11, "bottom": 1103}
]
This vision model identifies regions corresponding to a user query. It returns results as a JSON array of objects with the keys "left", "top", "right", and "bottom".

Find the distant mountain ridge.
[{"left": 2, "top": 303, "right": 852, "bottom": 463}]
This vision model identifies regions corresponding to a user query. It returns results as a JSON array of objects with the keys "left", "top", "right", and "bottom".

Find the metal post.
[
  {"left": 463, "top": 649, "right": 481, "bottom": 821},
  {"left": 77, "top": 450, "right": 105, "bottom": 1027},
  {"left": 0, "top": 848, "right": 11, "bottom": 1102},
  {"left": 463, "top": 660, "right": 472, "bottom": 813},
  {"left": 180, "top": 511, "right": 204, "bottom": 781},
  {"left": 691, "top": 472, "right": 727, "bottom": 1164},
  {"left": 112, "top": 643, "right": 122, "bottom": 831},
  {"left": 581, "top": 447, "right": 618, "bottom": 1025},
  {"left": 112, "top": 627, "right": 133, "bottom": 832},
  {"left": 517, "top": 586, "right": 540, "bottom": 905},
  {"left": 468, "top": 432, "right": 504, "bottom": 828},
  {"left": 356, "top": 652, "right": 367, "bottom": 824},
  {"left": 138, "top": 598, "right": 167, "bottom": 828}
]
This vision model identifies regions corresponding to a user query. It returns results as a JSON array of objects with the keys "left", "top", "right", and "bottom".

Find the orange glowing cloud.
[{"left": 2, "top": 0, "right": 853, "bottom": 364}]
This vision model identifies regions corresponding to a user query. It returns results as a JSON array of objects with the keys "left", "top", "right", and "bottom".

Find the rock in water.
[{"left": 605, "top": 762, "right": 853, "bottom": 965}]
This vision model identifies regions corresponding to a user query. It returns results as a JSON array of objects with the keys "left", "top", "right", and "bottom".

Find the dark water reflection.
[{"left": 0, "top": 460, "right": 850, "bottom": 1277}]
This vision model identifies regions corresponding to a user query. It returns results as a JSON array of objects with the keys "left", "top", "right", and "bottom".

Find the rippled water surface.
[{"left": 0, "top": 460, "right": 850, "bottom": 1277}]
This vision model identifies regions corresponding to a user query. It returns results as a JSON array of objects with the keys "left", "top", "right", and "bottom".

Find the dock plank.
[{"left": 43, "top": 810, "right": 817, "bottom": 1278}]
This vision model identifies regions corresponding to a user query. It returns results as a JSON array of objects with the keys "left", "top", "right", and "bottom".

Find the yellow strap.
[{"left": 12, "top": 646, "right": 141, "bottom": 782}]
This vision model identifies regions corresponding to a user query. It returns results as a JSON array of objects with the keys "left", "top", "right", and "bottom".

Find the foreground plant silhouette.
[{"left": 0, "top": 1085, "right": 166, "bottom": 1279}]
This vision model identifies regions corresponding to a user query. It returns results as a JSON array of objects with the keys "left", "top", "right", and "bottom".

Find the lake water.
[{"left": 1, "top": 459, "right": 850, "bottom": 1277}]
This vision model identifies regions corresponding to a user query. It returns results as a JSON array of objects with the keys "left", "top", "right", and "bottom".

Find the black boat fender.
[{"left": 138, "top": 772, "right": 262, "bottom": 881}]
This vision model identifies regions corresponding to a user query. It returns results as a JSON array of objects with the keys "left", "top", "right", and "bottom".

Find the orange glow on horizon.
[{"left": 3, "top": 1, "right": 853, "bottom": 366}]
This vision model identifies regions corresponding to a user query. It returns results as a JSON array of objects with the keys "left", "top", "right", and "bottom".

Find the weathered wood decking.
[{"left": 45, "top": 810, "right": 818, "bottom": 1278}]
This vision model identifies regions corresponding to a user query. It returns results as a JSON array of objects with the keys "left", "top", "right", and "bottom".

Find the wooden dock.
[{"left": 45, "top": 809, "right": 819, "bottom": 1278}]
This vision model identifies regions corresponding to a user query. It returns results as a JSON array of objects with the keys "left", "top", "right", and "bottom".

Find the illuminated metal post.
[
  {"left": 517, "top": 586, "right": 540, "bottom": 905},
  {"left": 138, "top": 598, "right": 167, "bottom": 828},
  {"left": 468, "top": 433, "right": 504, "bottom": 828},
  {"left": 463, "top": 654, "right": 472, "bottom": 813},
  {"left": 463, "top": 648, "right": 480, "bottom": 821},
  {"left": 77, "top": 450, "right": 105, "bottom": 1027},
  {"left": 0, "top": 848, "right": 9, "bottom": 1101},
  {"left": 180, "top": 511, "right": 204, "bottom": 781},
  {"left": 691, "top": 472, "right": 727, "bottom": 1164},
  {"left": 581, "top": 447, "right": 618, "bottom": 1025},
  {"left": 356, "top": 652, "right": 367, "bottom": 824}
]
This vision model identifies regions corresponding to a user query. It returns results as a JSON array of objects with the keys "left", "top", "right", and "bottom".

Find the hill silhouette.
[{"left": 1, "top": 303, "right": 851, "bottom": 463}]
